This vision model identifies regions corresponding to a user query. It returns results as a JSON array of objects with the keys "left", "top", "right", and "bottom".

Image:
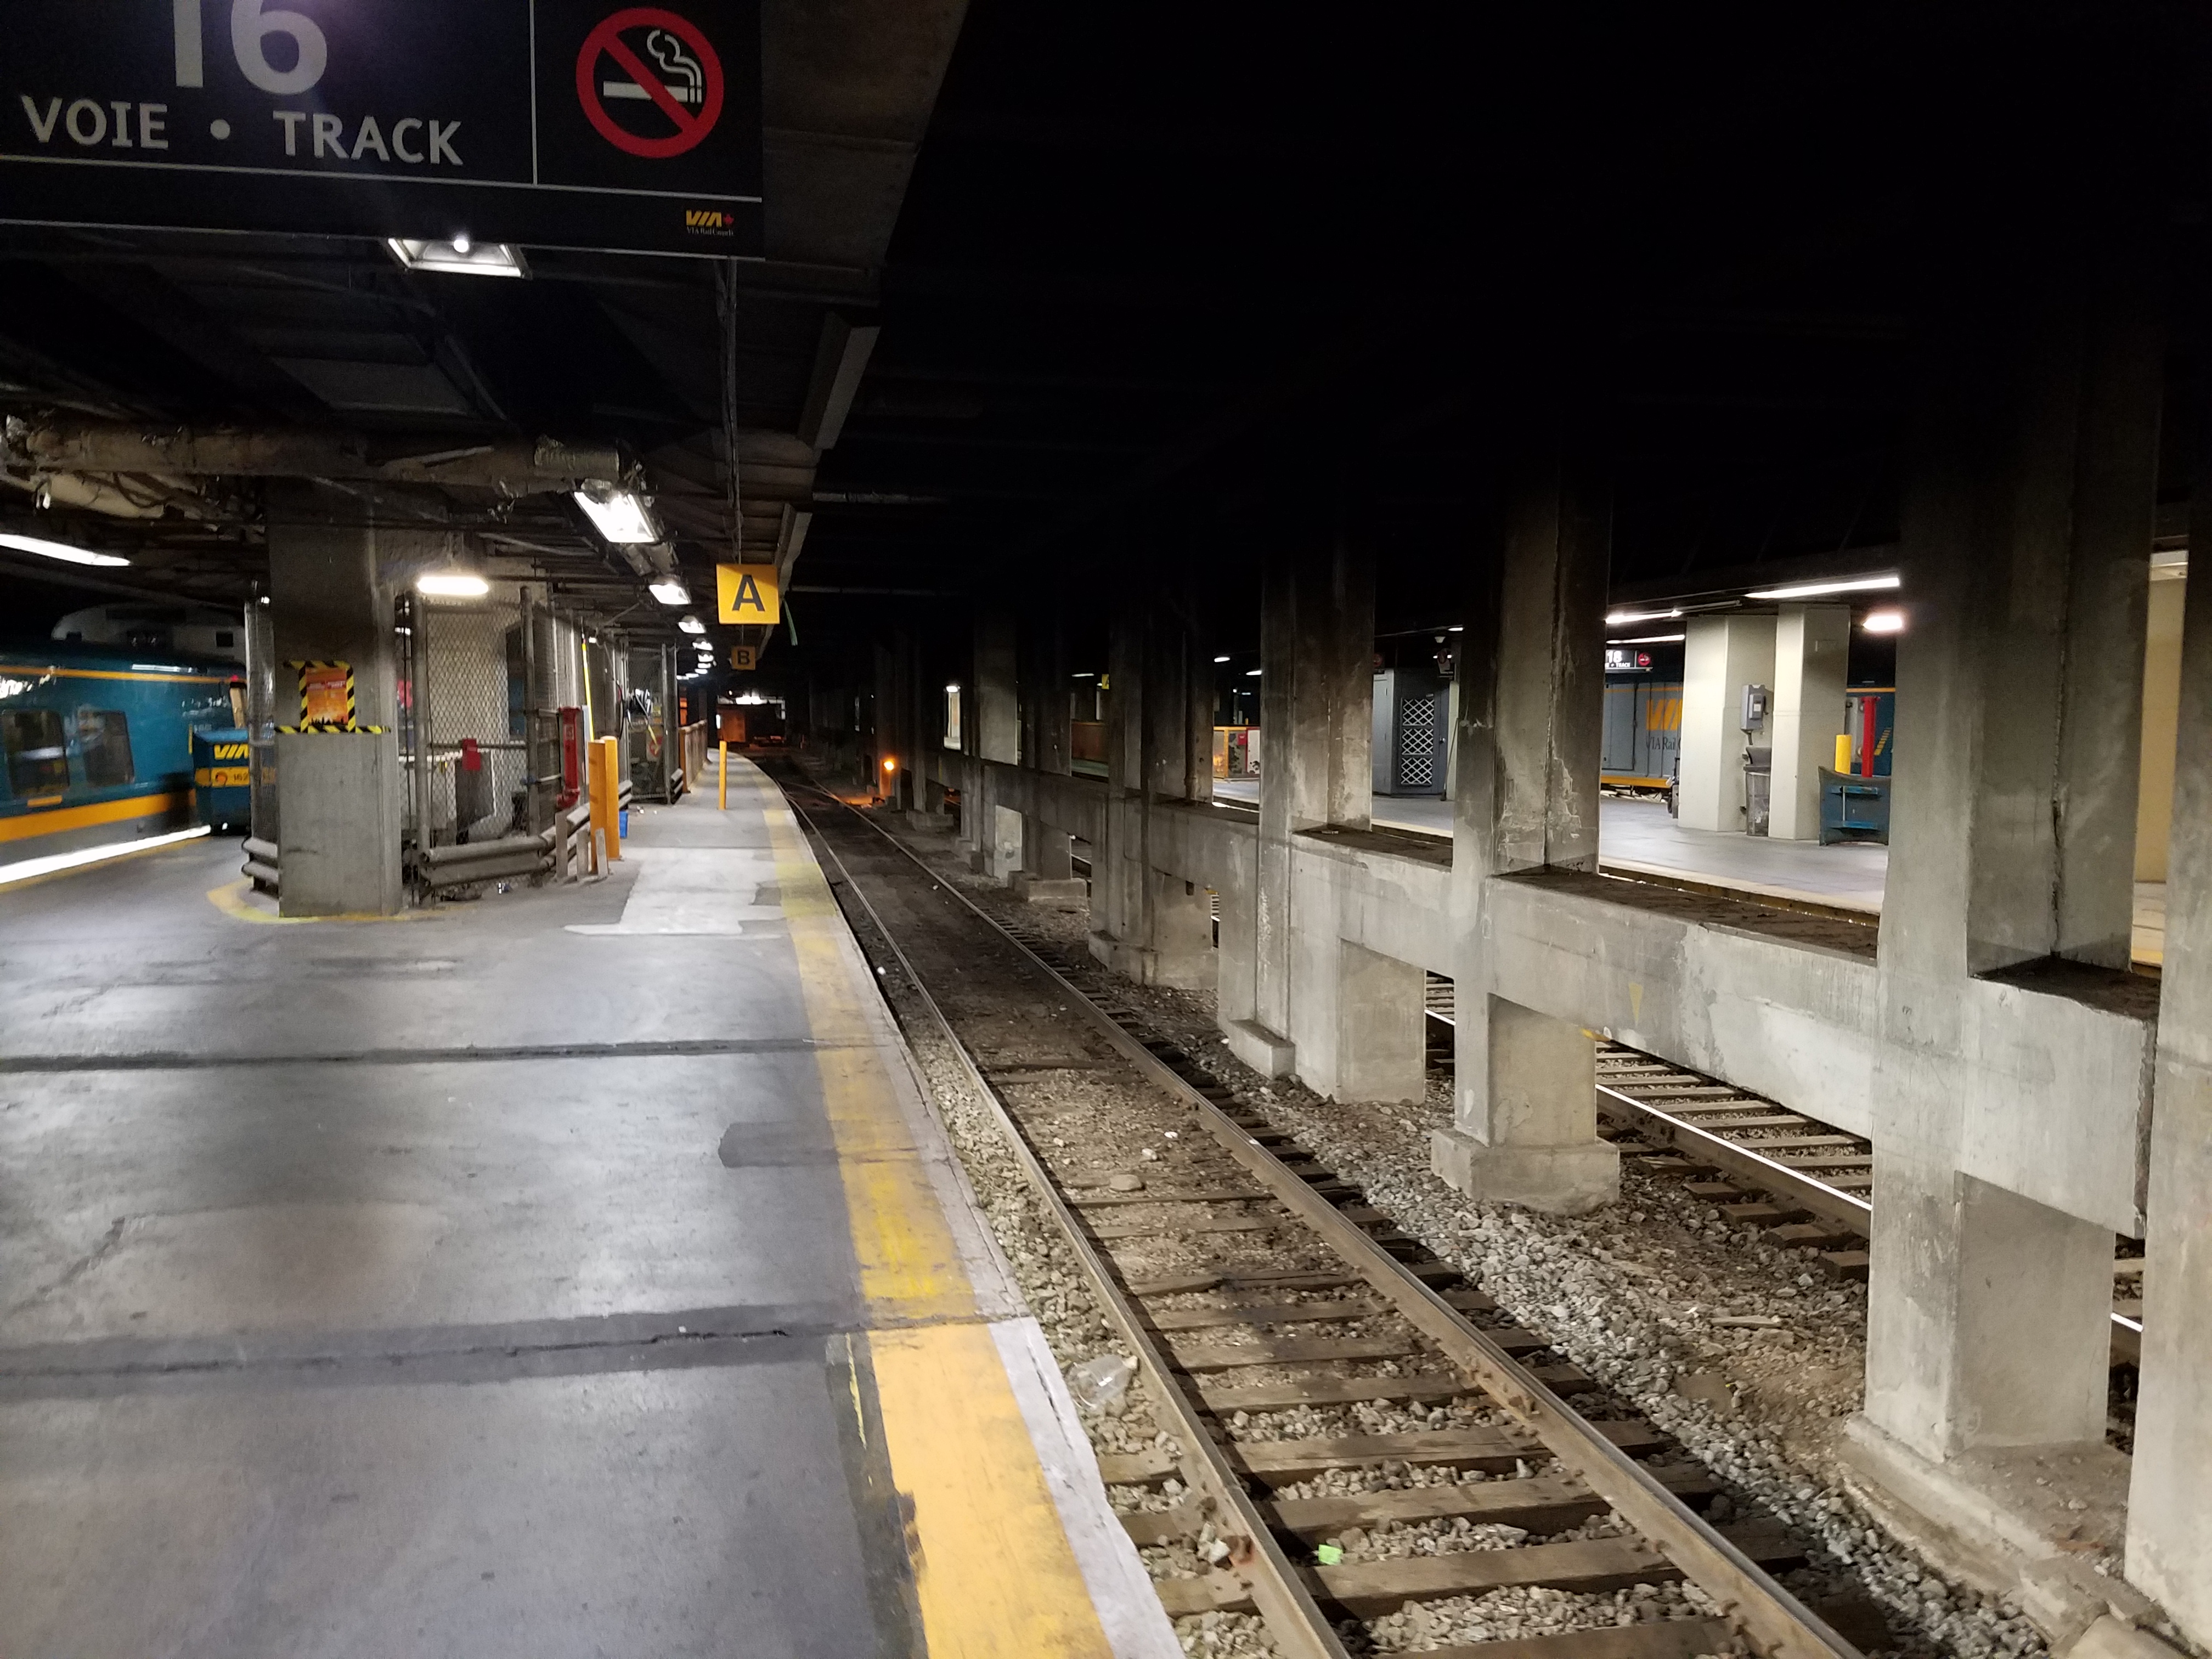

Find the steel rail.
[
  {"left": 1595, "top": 1081, "right": 1874, "bottom": 1234},
  {"left": 786, "top": 788, "right": 1352, "bottom": 1659},
  {"left": 1594, "top": 1074, "right": 2144, "bottom": 1356},
  {"left": 780, "top": 772, "right": 1864, "bottom": 1659}
]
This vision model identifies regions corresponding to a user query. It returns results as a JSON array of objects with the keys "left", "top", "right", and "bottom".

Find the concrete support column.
[
  {"left": 1015, "top": 613, "right": 1080, "bottom": 900},
  {"left": 1861, "top": 1158, "right": 2114, "bottom": 1458},
  {"left": 1858, "top": 245, "right": 2158, "bottom": 1480},
  {"left": 1768, "top": 605, "right": 1851, "bottom": 842},
  {"left": 1090, "top": 600, "right": 1216, "bottom": 989},
  {"left": 267, "top": 482, "right": 403, "bottom": 917},
  {"left": 972, "top": 611, "right": 1022, "bottom": 881},
  {"left": 1676, "top": 614, "right": 1776, "bottom": 834},
  {"left": 1221, "top": 522, "right": 1374, "bottom": 1077},
  {"left": 1432, "top": 420, "right": 1618, "bottom": 1212},
  {"left": 2130, "top": 291, "right": 2212, "bottom": 1645}
]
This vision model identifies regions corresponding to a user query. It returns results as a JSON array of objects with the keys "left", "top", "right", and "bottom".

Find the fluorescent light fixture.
[
  {"left": 0, "top": 824, "right": 209, "bottom": 890},
  {"left": 574, "top": 489, "right": 658, "bottom": 546},
  {"left": 1606, "top": 607, "right": 1682, "bottom": 626},
  {"left": 1614, "top": 633, "right": 1686, "bottom": 645},
  {"left": 416, "top": 572, "right": 489, "bottom": 597},
  {"left": 131, "top": 662, "right": 187, "bottom": 673},
  {"left": 679, "top": 614, "right": 706, "bottom": 634},
  {"left": 1746, "top": 574, "right": 1900, "bottom": 601},
  {"left": 385, "top": 237, "right": 529, "bottom": 278},
  {"left": 1862, "top": 609, "right": 1906, "bottom": 634},
  {"left": 1245, "top": 668, "right": 1262, "bottom": 677},
  {"left": 1447, "top": 625, "right": 1464, "bottom": 633},
  {"left": 1213, "top": 654, "right": 1232, "bottom": 663},
  {"left": 1073, "top": 672, "right": 1096, "bottom": 679},
  {"left": 648, "top": 579, "right": 690, "bottom": 606},
  {"left": 0, "top": 529, "right": 129, "bottom": 567}
]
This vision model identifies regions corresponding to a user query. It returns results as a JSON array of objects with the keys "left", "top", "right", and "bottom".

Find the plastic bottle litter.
[{"left": 1066, "top": 1354, "right": 1136, "bottom": 1410}]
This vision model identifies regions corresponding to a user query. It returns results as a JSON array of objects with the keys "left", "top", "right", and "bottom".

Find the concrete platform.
[{"left": 0, "top": 759, "right": 1172, "bottom": 1658}]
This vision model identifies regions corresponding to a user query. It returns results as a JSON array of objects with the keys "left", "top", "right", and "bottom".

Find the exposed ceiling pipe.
[{"left": 7, "top": 419, "right": 627, "bottom": 494}]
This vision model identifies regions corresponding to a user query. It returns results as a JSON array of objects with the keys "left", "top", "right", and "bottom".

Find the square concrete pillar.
[
  {"left": 1433, "top": 996, "right": 1617, "bottom": 1213},
  {"left": 273, "top": 730, "right": 404, "bottom": 916},
  {"left": 1769, "top": 605, "right": 1850, "bottom": 842},
  {"left": 1852, "top": 244, "right": 2162, "bottom": 1567},
  {"left": 2131, "top": 295, "right": 2212, "bottom": 1649},
  {"left": 1307, "top": 940, "right": 1426, "bottom": 1104},
  {"left": 971, "top": 612, "right": 1023, "bottom": 882},
  {"left": 1434, "top": 421, "right": 1617, "bottom": 1212},
  {"left": 1017, "top": 613, "right": 1082, "bottom": 898},
  {"left": 267, "top": 481, "right": 404, "bottom": 917},
  {"left": 1858, "top": 1157, "right": 2113, "bottom": 1462},
  {"left": 1676, "top": 613, "right": 1776, "bottom": 834},
  {"left": 1231, "top": 524, "right": 1374, "bottom": 1071}
]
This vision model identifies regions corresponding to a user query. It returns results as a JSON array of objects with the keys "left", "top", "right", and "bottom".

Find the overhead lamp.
[
  {"left": 1447, "top": 625, "right": 1464, "bottom": 633},
  {"left": 1073, "top": 672, "right": 1096, "bottom": 679},
  {"left": 679, "top": 614, "right": 706, "bottom": 634},
  {"left": 1245, "top": 668, "right": 1262, "bottom": 677},
  {"left": 1746, "top": 574, "right": 1900, "bottom": 601},
  {"left": 1606, "top": 607, "right": 1682, "bottom": 626},
  {"left": 1614, "top": 632, "right": 1686, "bottom": 644},
  {"left": 385, "top": 237, "right": 529, "bottom": 278},
  {"left": 648, "top": 579, "right": 690, "bottom": 606},
  {"left": 1862, "top": 609, "right": 1906, "bottom": 634},
  {"left": 574, "top": 488, "right": 659, "bottom": 546},
  {"left": 416, "top": 572, "right": 489, "bottom": 597},
  {"left": 0, "top": 529, "right": 129, "bottom": 567},
  {"left": 1213, "top": 654, "right": 1231, "bottom": 663}
]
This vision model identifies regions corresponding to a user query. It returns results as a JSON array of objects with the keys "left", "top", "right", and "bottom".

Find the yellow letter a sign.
[{"left": 716, "top": 563, "right": 781, "bottom": 624}]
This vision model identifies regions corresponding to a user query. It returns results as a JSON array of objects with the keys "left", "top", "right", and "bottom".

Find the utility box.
[
  {"left": 1372, "top": 669, "right": 1449, "bottom": 797},
  {"left": 190, "top": 725, "right": 252, "bottom": 832}
]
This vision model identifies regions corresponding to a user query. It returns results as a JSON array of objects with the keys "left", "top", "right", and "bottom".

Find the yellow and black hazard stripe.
[{"left": 283, "top": 658, "right": 368, "bottom": 731}]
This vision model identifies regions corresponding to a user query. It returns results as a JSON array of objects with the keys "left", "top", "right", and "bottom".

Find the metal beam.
[{"left": 10, "top": 421, "right": 625, "bottom": 493}]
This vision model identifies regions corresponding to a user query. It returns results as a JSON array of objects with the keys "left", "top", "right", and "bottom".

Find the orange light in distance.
[{"left": 883, "top": 758, "right": 897, "bottom": 772}]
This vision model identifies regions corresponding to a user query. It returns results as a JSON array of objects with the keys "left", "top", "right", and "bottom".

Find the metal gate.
[{"left": 1372, "top": 668, "right": 1449, "bottom": 797}]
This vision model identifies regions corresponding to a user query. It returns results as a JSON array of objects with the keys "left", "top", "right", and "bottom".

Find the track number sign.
[{"left": 0, "top": 1, "right": 761, "bottom": 257}]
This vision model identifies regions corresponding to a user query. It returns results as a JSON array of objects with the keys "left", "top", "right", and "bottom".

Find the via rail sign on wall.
[{"left": 0, "top": 2, "right": 761, "bottom": 257}]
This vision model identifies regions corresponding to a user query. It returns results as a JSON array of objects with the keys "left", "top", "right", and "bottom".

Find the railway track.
[
  {"left": 1421, "top": 984, "right": 2145, "bottom": 1367},
  {"left": 777, "top": 770, "right": 1868, "bottom": 1659}
]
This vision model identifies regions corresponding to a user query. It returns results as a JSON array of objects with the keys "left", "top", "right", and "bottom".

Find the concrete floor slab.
[{"left": 0, "top": 761, "right": 1175, "bottom": 1658}]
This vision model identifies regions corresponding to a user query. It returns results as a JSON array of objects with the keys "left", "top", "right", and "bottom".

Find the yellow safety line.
[
  {"left": 205, "top": 878, "right": 443, "bottom": 925},
  {"left": 757, "top": 766, "right": 1114, "bottom": 1657},
  {"left": 870, "top": 1324, "right": 1121, "bottom": 1658}
]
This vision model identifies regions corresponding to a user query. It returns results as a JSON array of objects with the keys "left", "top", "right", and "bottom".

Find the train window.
[
  {"left": 1, "top": 709, "right": 70, "bottom": 795},
  {"left": 75, "top": 710, "right": 134, "bottom": 787}
]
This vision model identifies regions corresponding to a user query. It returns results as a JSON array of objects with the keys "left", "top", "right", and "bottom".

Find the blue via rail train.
[{"left": 0, "top": 646, "right": 244, "bottom": 865}]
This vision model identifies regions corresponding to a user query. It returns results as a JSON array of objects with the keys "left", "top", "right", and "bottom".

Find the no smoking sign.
[{"left": 576, "top": 8, "right": 725, "bottom": 157}]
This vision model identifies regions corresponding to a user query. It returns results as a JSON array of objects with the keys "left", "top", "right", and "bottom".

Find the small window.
[
  {"left": 215, "top": 630, "right": 235, "bottom": 649},
  {"left": 76, "top": 709, "right": 133, "bottom": 787},
  {"left": 1, "top": 709, "right": 69, "bottom": 795}
]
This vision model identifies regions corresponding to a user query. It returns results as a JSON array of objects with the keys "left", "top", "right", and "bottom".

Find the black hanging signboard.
[{"left": 0, "top": 2, "right": 761, "bottom": 257}]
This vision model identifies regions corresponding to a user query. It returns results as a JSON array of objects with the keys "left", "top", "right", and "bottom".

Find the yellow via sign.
[{"left": 716, "top": 563, "right": 781, "bottom": 625}]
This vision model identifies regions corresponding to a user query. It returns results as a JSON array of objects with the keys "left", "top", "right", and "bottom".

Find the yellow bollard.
[
  {"left": 1833, "top": 732, "right": 1853, "bottom": 775},
  {"left": 719, "top": 740, "right": 729, "bottom": 810},
  {"left": 597, "top": 737, "right": 623, "bottom": 861},
  {"left": 588, "top": 738, "right": 613, "bottom": 870}
]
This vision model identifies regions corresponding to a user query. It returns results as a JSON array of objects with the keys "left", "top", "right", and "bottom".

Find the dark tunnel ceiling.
[{"left": 0, "top": 2, "right": 2198, "bottom": 657}]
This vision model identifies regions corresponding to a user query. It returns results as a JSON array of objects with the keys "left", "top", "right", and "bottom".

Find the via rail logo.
[{"left": 575, "top": 8, "right": 725, "bottom": 160}]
